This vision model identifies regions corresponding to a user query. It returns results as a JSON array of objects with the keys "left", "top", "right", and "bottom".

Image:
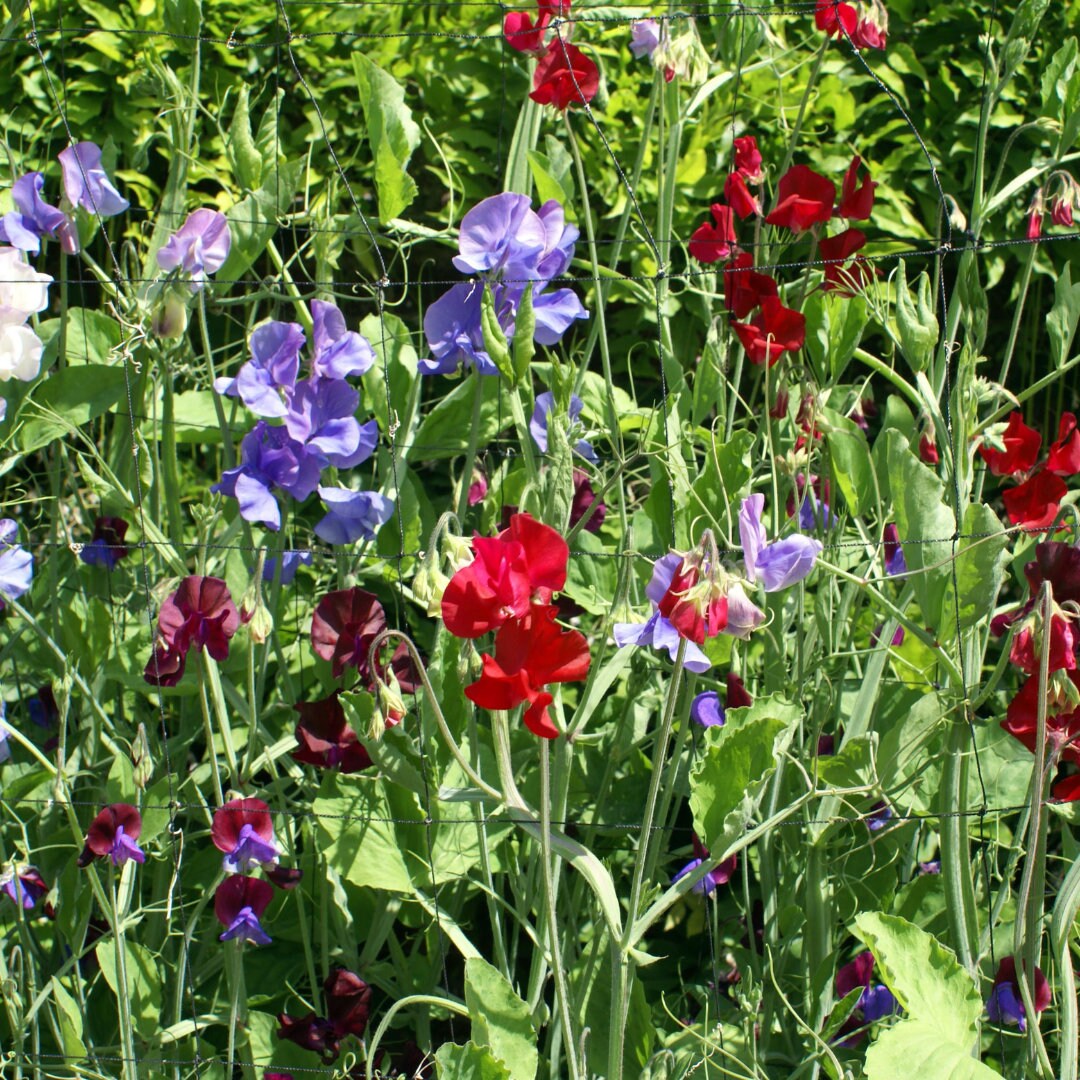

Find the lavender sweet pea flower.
[
  {"left": 739, "top": 494, "right": 822, "bottom": 592},
  {"left": 690, "top": 691, "right": 725, "bottom": 727},
  {"left": 263, "top": 550, "right": 313, "bottom": 585},
  {"left": 453, "top": 193, "right": 547, "bottom": 278},
  {"left": 630, "top": 19, "right": 662, "bottom": 58},
  {"left": 531, "top": 287, "right": 589, "bottom": 344},
  {"left": 0, "top": 519, "right": 33, "bottom": 610},
  {"left": 612, "top": 610, "right": 709, "bottom": 672},
  {"left": 0, "top": 173, "right": 75, "bottom": 253},
  {"left": 314, "top": 488, "right": 394, "bottom": 545},
  {"left": 157, "top": 208, "right": 231, "bottom": 287},
  {"left": 216, "top": 321, "right": 305, "bottom": 418},
  {"left": 212, "top": 422, "right": 322, "bottom": 529},
  {"left": 310, "top": 300, "right": 376, "bottom": 380},
  {"left": 58, "top": 143, "right": 129, "bottom": 217},
  {"left": 285, "top": 379, "right": 379, "bottom": 468},
  {"left": 529, "top": 391, "right": 598, "bottom": 463},
  {"left": 420, "top": 283, "right": 499, "bottom": 376},
  {"left": 107, "top": 825, "right": 146, "bottom": 867},
  {"left": 799, "top": 493, "right": 833, "bottom": 530},
  {"left": 533, "top": 199, "right": 579, "bottom": 281}
]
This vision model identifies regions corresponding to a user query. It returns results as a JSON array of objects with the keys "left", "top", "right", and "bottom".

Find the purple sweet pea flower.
[
  {"left": 314, "top": 488, "right": 394, "bottom": 545},
  {"left": 58, "top": 143, "right": 128, "bottom": 217},
  {"left": 672, "top": 834, "right": 737, "bottom": 894},
  {"left": 739, "top": 494, "right": 822, "bottom": 591},
  {"left": 835, "top": 951, "right": 899, "bottom": 1028},
  {"left": 157, "top": 208, "right": 231, "bottom": 287},
  {"left": 285, "top": 380, "right": 379, "bottom": 469},
  {"left": 0, "top": 701, "right": 10, "bottom": 764},
  {"left": 798, "top": 493, "right": 833, "bottom": 530},
  {"left": 529, "top": 391, "right": 598, "bottom": 463},
  {"left": 0, "top": 173, "right": 76, "bottom": 253},
  {"left": 215, "top": 321, "right": 306, "bottom": 418},
  {"left": 883, "top": 523, "right": 906, "bottom": 576},
  {"left": 212, "top": 422, "right": 322, "bottom": 529},
  {"left": 453, "top": 193, "right": 548, "bottom": 278},
  {"left": 420, "top": 283, "right": 499, "bottom": 376},
  {"left": 630, "top": 19, "right": 662, "bottom": 58},
  {"left": 223, "top": 823, "right": 280, "bottom": 875},
  {"left": 215, "top": 875, "right": 273, "bottom": 946},
  {"left": 0, "top": 519, "right": 33, "bottom": 610},
  {"left": 0, "top": 865, "right": 51, "bottom": 911},
  {"left": 987, "top": 983, "right": 1026, "bottom": 1031},
  {"left": 263, "top": 550, "right": 313, "bottom": 585},
  {"left": 690, "top": 690, "right": 725, "bottom": 727},
  {"left": 865, "top": 801, "right": 892, "bottom": 831},
  {"left": 108, "top": 825, "right": 146, "bottom": 867},
  {"left": 79, "top": 517, "right": 130, "bottom": 569},
  {"left": 310, "top": 300, "right": 376, "bottom": 380}
]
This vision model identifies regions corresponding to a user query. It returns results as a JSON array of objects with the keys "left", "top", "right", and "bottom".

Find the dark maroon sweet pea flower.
[
  {"left": 293, "top": 695, "right": 374, "bottom": 773},
  {"left": 211, "top": 798, "right": 279, "bottom": 874},
  {"left": 215, "top": 874, "right": 273, "bottom": 945},
  {"left": 277, "top": 968, "right": 373, "bottom": 1061},
  {"left": 570, "top": 469, "right": 606, "bottom": 533},
  {"left": 0, "top": 864, "right": 55, "bottom": 917},
  {"left": 726, "top": 672, "right": 753, "bottom": 709},
  {"left": 671, "top": 833, "right": 737, "bottom": 894},
  {"left": 144, "top": 576, "right": 241, "bottom": 687},
  {"left": 311, "top": 588, "right": 388, "bottom": 680},
  {"left": 987, "top": 957, "right": 1051, "bottom": 1032},
  {"left": 833, "top": 950, "right": 899, "bottom": 1045},
  {"left": 78, "top": 804, "right": 145, "bottom": 868},
  {"left": 80, "top": 516, "right": 130, "bottom": 569},
  {"left": 26, "top": 684, "right": 58, "bottom": 728},
  {"left": 265, "top": 865, "right": 304, "bottom": 890}
]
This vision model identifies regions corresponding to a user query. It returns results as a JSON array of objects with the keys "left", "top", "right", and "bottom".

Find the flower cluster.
[
  {"left": 421, "top": 193, "right": 587, "bottom": 376},
  {"left": 978, "top": 410, "right": 1080, "bottom": 530},
  {"left": 993, "top": 542, "right": 1080, "bottom": 801},
  {"left": 440, "top": 513, "right": 590, "bottom": 738},
  {"left": 689, "top": 136, "right": 878, "bottom": 367},
  {"left": 143, "top": 575, "right": 241, "bottom": 687},
  {"left": 1027, "top": 171, "right": 1079, "bottom": 240},
  {"left": 815, "top": 0, "right": 888, "bottom": 50},
  {"left": 504, "top": 0, "right": 598, "bottom": 110},
  {"left": 615, "top": 496, "right": 821, "bottom": 667},
  {"left": 212, "top": 300, "right": 391, "bottom": 541}
]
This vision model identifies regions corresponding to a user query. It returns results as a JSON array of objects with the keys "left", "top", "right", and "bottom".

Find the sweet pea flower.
[
  {"left": 293, "top": 694, "right": 374, "bottom": 773},
  {"left": 819, "top": 228, "right": 875, "bottom": 295},
  {"left": 284, "top": 380, "right": 380, "bottom": 469},
  {"left": 1047, "top": 413, "right": 1080, "bottom": 475},
  {"left": 834, "top": 951, "right": 899, "bottom": 1044},
  {"left": 504, "top": 0, "right": 569, "bottom": 55},
  {"left": 0, "top": 864, "right": 53, "bottom": 916},
  {"left": 0, "top": 322, "right": 43, "bottom": 383},
  {"left": 882, "top": 523, "right": 906, "bottom": 576},
  {"left": 570, "top": 469, "right": 606, "bottom": 532},
  {"left": 212, "top": 798, "right": 280, "bottom": 873},
  {"left": 311, "top": 587, "right": 393, "bottom": 681},
  {"left": 688, "top": 203, "right": 737, "bottom": 264},
  {"left": 79, "top": 516, "right": 130, "bottom": 569},
  {"left": 215, "top": 321, "right": 305, "bottom": 418},
  {"left": 731, "top": 296, "right": 806, "bottom": 366},
  {"left": 765, "top": 165, "right": 836, "bottom": 232},
  {"left": 1002, "top": 469, "right": 1067, "bottom": 530},
  {"left": 0, "top": 247, "right": 53, "bottom": 320},
  {"left": 215, "top": 874, "right": 273, "bottom": 945},
  {"left": 724, "top": 253, "right": 778, "bottom": 319},
  {"left": 277, "top": 968, "right": 373, "bottom": 1061},
  {"left": 314, "top": 487, "right": 394, "bottom": 545},
  {"left": 0, "top": 519, "right": 33, "bottom": 610},
  {"left": 262, "top": 550, "right": 313, "bottom": 585},
  {"left": 529, "top": 391, "right": 598, "bottom": 463},
  {"left": 530, "top": 40, "right": 599, "bottom": 110},
  {"left": 739, "top": 494, "right": 823, "bottom": 592},
  {"left": 987, "top": 957, "right": 1051, "bottom": 1032},
  {"left": 690, "top": 690, "right": 725, "bottom": 727},
  {"left": 58, "top": 143, "right": 128, "bottom": 217},
  {"left": 672, "top": 833, "right": 737, "bottom": 894},
  {"left": 725, "top": 172, "right": 761, "bottom": 219},
  {"left": 310, "top": 300, "right": 376, "bottom": 380},
  {"left": 0, "top": 173, "right": 76, "bottom": 253},
  {"left": 838, "top": 156, "right": 877, "bottom": 220},
  {"left": 629, "top": 19, "right": 662, "bottom": 58},
  {"left": 77, "top": 804, "right": 146, "bottom": 868},
  {"left": 734, "top": 136, "right": 764, "bottom": 184},
  {"left": 157, "top": 208, "right": 232, "bottom": 287},
  {"left": 978, "top": 411, "right": 1041, "bottom": 476}
]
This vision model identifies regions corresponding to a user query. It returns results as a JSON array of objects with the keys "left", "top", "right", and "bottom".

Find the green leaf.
[
  {"left": 690, "top": 696, "right": 801, "bottom": 847},
  {"left": 865, "top": 1020, "right": 1003, "bottom": 1080},
  {"left": 480, "top": 285, "right": 514, "bottom": 382},
  {"left": 37, "top": 308, "right": 122, "bottom": 366},
  {"left": 162, "top": 0, "right": 200, "bottom": 37},
  {"left": 464, "top": 958, "right": 538, "bottom": 1080},
  {"left": 168, "top": 390, "right": 226, "bottom": 444},
  {"left": 564, "top": 529, "right": 620, "bottom": 615},
  {"left": 689, "top": 429, "right": 753, "bottom": 531},
  {"left": 887, "top": 431, "right": 955, "bottom": 638},
  {"left": 95, "top": 940, "right": 163, "bottom": 1040},
  {"left": 894, "top": 262, "right": 939, "bottom": 373},
  {"left": 1047, "top": 262, "right": 1080, "bottom": 369},
  {"left": 50, "top": 978, "right": 86, "bottom": 1060},
  {"left": 829, "top": 429, "right": 876, "bottom": 516},
  {"left": 20, "top": 364, "right": 128, "bottom": 453},
  {"left": 953, "top": 504, "right": 1009, "bottom": 630},
  {"left": 998, "top": 0, "right": 1051, "bottom": 102},
  {"left": 434, "top": 1041, "right": 511, "bottom": 1080},
  {"left": 228, "top": 84, "right": 262, "bottom": 190},
  {"left": 854, "top": 912, "right": 982, "bottom": 1042},
  {"left": 829, "top": 293, "right": 867, "bottom": 379},
  {"left": 353, "top": 54, "right": 421, "bottom": 222},
  {"left": 411, "top": 369, "right": 506, "bottom": 461},
  {"left": 218, "top": 159, "right": 304, "bottom": 282}
]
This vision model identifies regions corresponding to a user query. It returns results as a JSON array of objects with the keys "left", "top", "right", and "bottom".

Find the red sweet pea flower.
[
  {"left": 293, "top": 694, "right": 374, "bottom": 773},
  {"left": 688, "top": 203, "right": 737, "bottom": 264},
  {"left": 1047, "top": 413, "right": 1080, "bottom": 475},
  {"left": 978, "top": 411, "right": 1041, "bottom": 476},
  {"left": 765, "top": 165, "right": 836, "bottom": 232},
  {"left": 212, "top": 798, "right": 279, "bottom": 874},
  {"left": 144, "top": 576, "right": 241, "bottom": 687},
  {"left": 852, "top": 12, "right": 887, "bottom": 50},
  {"left": 724, "top": 172, "right": 761, "bottom": 219},
  {"left": 464, "top": 603, "right": 590, "bottom": 738},
  {"left": 1003, "top": 671, "right": 1080, "bottom": 765},
  {"left": 838, "top": 157, "right": 876, "bottom": 220},
  {"left": 815, "top": 0, "right": 858, "bottom": 39},
  {"left": 919, "top": 432, "right": 939, "bottom": 465},
  {"left": 726, "top": 671, "right": 753, "bottom": 708},
  {"left": 724, "top": 253, "right": 778, "bottom": 319},
  {"left": 733, "top": 135, "right": 764, "bottom": 184},
  {"left": 215, "top": 874, "right": 274, "bottom": 945},
  {"left": 1009, "top": 616, "right": 1076, "bottom": 675},
  {"left": 530, "top": 39, "right": 598, "bottom": 110},
  {"left": 1002, "top": 469, "right": 1067, "bottom": 530},
  {"left": 78, "top": 803, "right": 146, "bottom": 868},
  {"left": 442, "top": 512, "right": 569, "bottom": 638},
  {"left": 731, "top": 296, "right": 807, "bottom": 366},
  {"left": 819, "top": 228, "right": 875, "bottom": 294},
  {"left": 1027, "top": 188, "right": 1045, "bottom": 240}
]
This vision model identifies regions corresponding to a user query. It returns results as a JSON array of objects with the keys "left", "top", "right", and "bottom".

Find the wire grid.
[{"left": 1, "top": 0, "right": 1075, "bottom": 1075}]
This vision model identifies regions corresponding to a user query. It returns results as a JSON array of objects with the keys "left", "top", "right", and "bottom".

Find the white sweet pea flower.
[
  {"left": 0, "top": 323, "right": 44, "bottom": 382},
  {"left": 0, "top": 248, "right": 52, "bottom": 320}
]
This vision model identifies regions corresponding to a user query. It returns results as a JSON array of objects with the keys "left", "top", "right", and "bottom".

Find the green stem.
[
  {"left": 540, "top": 741, "right": 580, "bottom": 1080},
  {"left": 941, "top": 717, "right": 977, "bottom": 974},
  {"left": 455, "top": 372, "right": 485, "bottom": 522},
  {"left": 108, "top": 867, "right": 138, "bottom": 1080},
  {"left": 365, "top": 995, "right": 470, "bottom": 1080},
  {"left": 225, "top": 940, "right": 250, "bottom": 1079},
  {"left": 197, "top": 290, "right": 236, "bottom": 471},
  {"left": 775, "top": 39, "right": 828, "bottom": 183},
  {"left": 196, "top": 663, "right": 226, "bottom": 808}
]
